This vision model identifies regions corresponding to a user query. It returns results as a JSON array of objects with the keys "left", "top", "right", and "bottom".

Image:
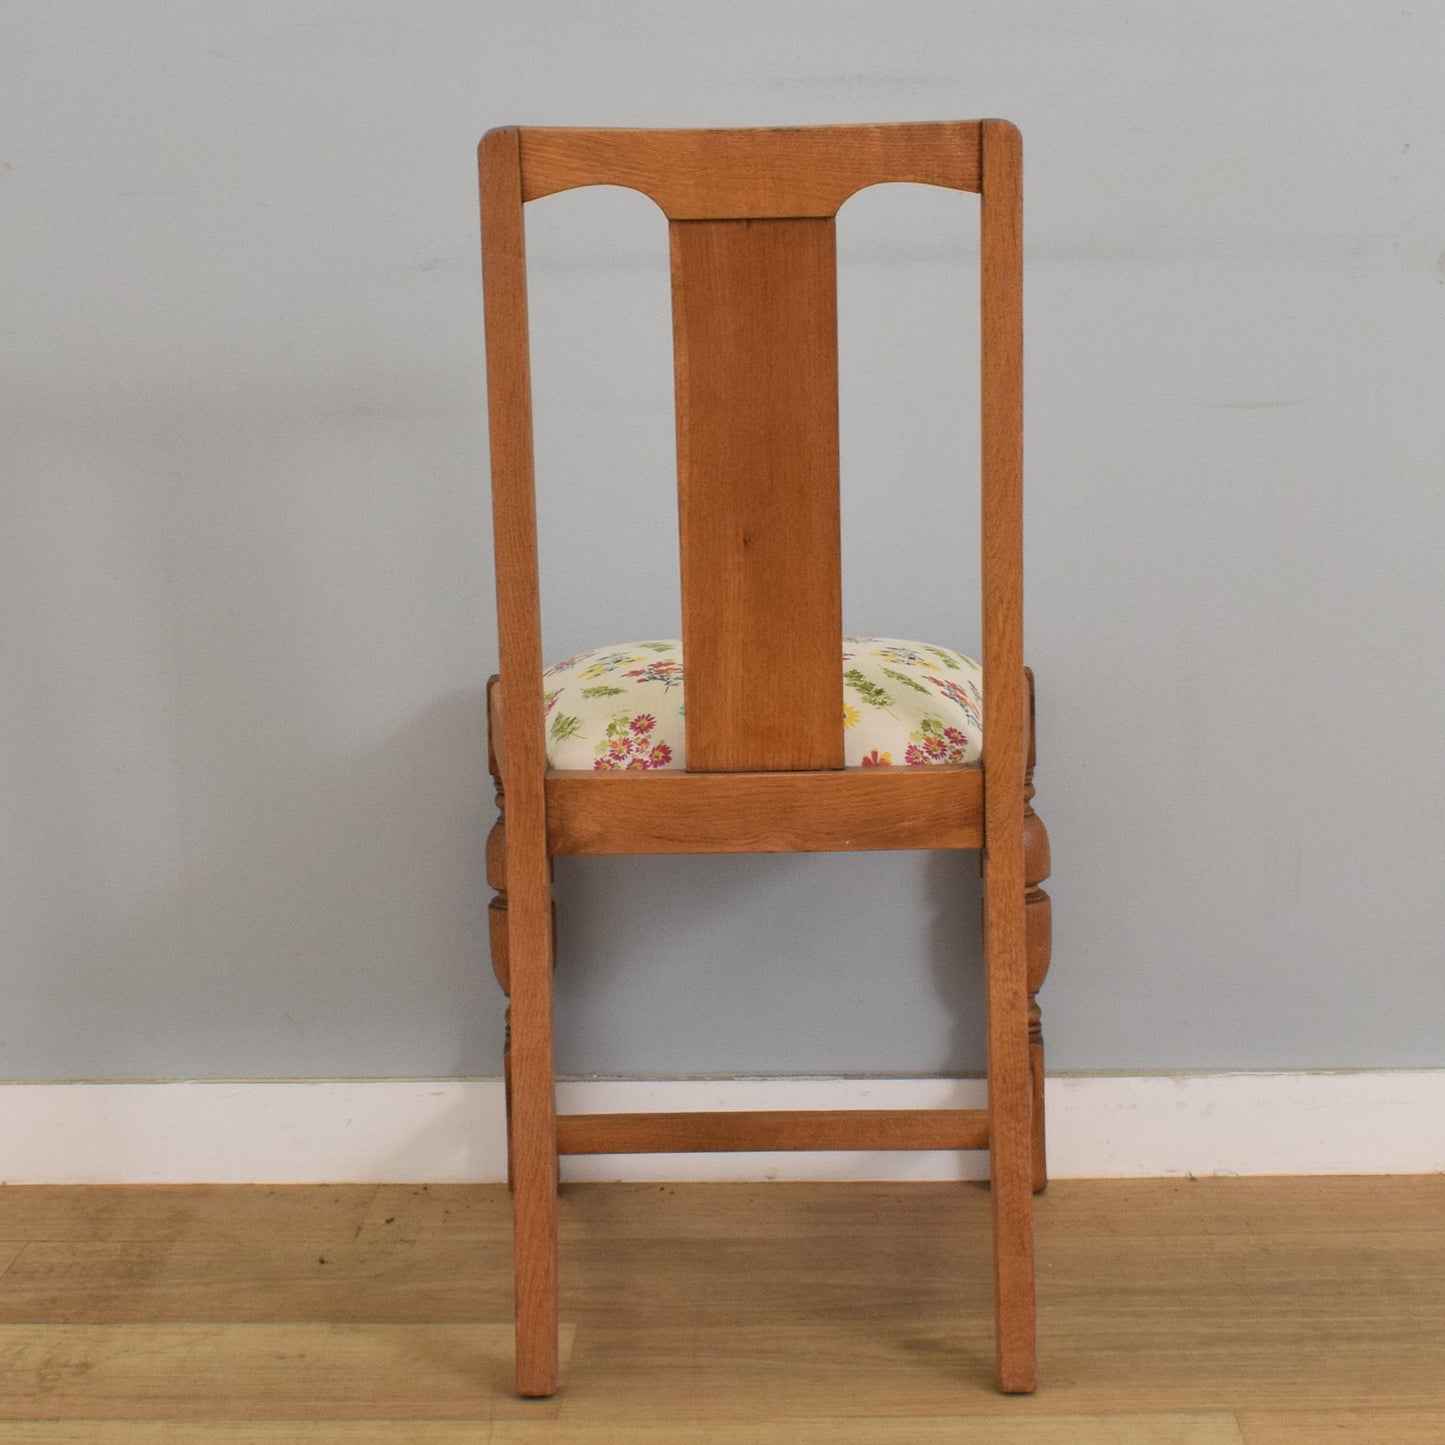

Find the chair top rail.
[{"left": 507, "top": 121, "right": 983, "bottom": 219}]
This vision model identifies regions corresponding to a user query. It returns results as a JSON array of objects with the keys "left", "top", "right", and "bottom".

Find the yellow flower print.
[
  {"left": 579, "top": 653, "right": 642, "bottom": 680},
  {"left": 842, "top": 704, "right": 861, "bottom": 730}
]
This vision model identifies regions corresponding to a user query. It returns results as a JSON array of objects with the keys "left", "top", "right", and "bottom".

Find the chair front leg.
[
  {"left": 1023, "top": 668, "right": 1053, "bottom": 1194},
  {"left": 486, "top": 716, "right": 513, "bottom": 1188}
]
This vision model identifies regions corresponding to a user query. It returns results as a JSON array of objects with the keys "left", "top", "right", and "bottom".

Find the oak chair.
[{"left": 478, "top": 120, "right": 1053, "bottom": 1397}]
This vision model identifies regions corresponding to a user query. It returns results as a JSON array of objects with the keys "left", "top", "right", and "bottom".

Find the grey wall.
[{"left": 4, "top": 3, "right": 1443, "bottom": 1082}]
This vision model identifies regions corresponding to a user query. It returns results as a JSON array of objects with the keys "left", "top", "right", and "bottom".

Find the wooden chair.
[{"left": 478, "top": 120, "right": 1053, "bottom": 1397}]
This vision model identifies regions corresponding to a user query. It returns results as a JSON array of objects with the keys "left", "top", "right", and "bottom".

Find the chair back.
[{"left": 480, "top": 121, "right": 1022, "bottom": 785}]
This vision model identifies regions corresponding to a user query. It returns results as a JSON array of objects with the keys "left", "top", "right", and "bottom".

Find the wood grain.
[
  {"left": 545, "top": 765, "right": 982, "bottom": 854},
  {"left": 0, "top": 1184, "right": 378, "bottom": 1246},
  {"left": 515, "top": 122, "right": 982, "bottom": 218},
  {"left": 556, "top": 1109, "right": 988, "bottom": 1155},
  {"left": 0, "top": 1237, "right": 513, "bottom": 1324},
  {"left": 0, "top": 1426, "right": 502, "bottom": 1443},
  {"left": 978, "top": 117, "right": 1034, "bottom": 1394},
  {"left": 0, "top": 1322, "right": 573, "bottom": 1421},
  {"left": 0, "top": 1415, "right": 1250, "bottom": 1443},
  {"left": 2, "top": 1178, "right": 1444, "bottom": 1431},
  {"left": 1237, "top": 1412, "right": 1445, "bottom": 1443},
  {"left": 494, "top": 1418, "right": 1247, "bottom": 1444},
  {"left": 0, "top": 1427, "right": 502, "bottom": 1443},
  {"left": 479, "top": 126, "right": 559, "bottom": 1398},
  {"left": 671, "top": 216, "right": 842, "bottom": 771}
]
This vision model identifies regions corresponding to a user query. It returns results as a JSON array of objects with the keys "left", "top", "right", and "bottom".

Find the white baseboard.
[{"left": 1, "top": 1072, "right": 1441, "bottom": 1185}]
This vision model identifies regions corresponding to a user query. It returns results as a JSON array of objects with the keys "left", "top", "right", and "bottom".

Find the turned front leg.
[
  {"left": 486, "top": 692, "right": 514, "bottom": 1189},
  {"left": 1023, "top": 668, "right": 1053, "bottom": 1194}
]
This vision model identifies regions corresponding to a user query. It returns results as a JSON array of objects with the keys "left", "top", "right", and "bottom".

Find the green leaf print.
[
  {"left": 639, "top": 641, "right": 674, "bottom": 652},
  {"left": 550, "top": 713, "right": 583, "bottom": 742},
  {"left": 844, "top": 668, "right": 893, "bottom": 709},
  {"left": 924, "top": 646, "right": 961, "bottom": 670},
  {"left": 581, "top": 684, "right": 625, "bottom": 698},
  {"left": 882, "top": 666, "right": 929, "bottom": 694}
]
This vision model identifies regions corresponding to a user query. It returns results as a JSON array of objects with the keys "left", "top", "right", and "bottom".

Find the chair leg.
[
  {"left": 508, "top": 887, "right": 559, "bottom": 1398},
  {"left": 487, "top": 680, "right": 560, "bottom": 1397},
  {"left": 1023, "top": 668, "right": 1053, "bottom": 1194},
  {"left": 1025, "top": 829, "right": 1051, "bottom": 1195},
  {"left": 486, "top": 767, "right": 559, "bottom": 1197},
  {"left": 983, "top": 837, "right": 1038, "bottom": 1394},
  {"left": 486, "top": 694, "right": 514, "bottom": 1190}
]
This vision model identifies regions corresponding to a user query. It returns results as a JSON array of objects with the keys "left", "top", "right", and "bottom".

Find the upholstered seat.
[{"left": 543, "top": 637, "right": 983, "bottom": 771}]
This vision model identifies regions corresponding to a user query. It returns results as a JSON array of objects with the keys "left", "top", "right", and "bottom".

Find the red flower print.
[
  {"left": 624, "top": 660, "right": 684, "bottom": 690},
  {"left": 903, "top": 716, "right": 972, "bottom": 765},
  {"left": 859, "top": 749, "right": 892, "bottom": 767},
  {"left": 904, "top": 731, "right": 970, "bottom": 765},
  {"left": 925, "top": 674, "right": 982, "bottom": 720},
  {"left": 594, "top": 712, "right": 677, "bottom": 770}
]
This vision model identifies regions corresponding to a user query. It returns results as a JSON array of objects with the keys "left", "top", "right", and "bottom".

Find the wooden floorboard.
[
  {"left": 0, "top": 1185, "right": 380, "bottom": 1246},
  {"left": 0, "top": 1176, "right": 1438, "bottom": 1435},
  {"left": 0, "top": 1323, "right": 572, "bottom": 1422},
  {"left": 0, "top": 1415, "right": 1249, "bottom": 1443},
  {"left": 1236, "top": 1412, "right": 1445, "bottom": 1443}
]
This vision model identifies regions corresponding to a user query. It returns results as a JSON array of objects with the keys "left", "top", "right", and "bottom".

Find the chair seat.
[{"left": 542, "top": 637, "right": 982, "bottom": 771}]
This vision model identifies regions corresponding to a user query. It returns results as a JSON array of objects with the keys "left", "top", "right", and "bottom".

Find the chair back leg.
[
  {"left": 983, "top": 840, "right": 1038, "bottom": 1394},
  {"left": 507, "top": 888, "right": 560, "bottom": 1396},
  {"left": 488, "top": 683, "right": 561, "bottom": 1397}
]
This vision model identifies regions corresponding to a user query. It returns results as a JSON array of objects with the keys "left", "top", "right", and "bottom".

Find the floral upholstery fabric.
[{"left": 543, "top": 637, "right": 983, "bottom": 771}]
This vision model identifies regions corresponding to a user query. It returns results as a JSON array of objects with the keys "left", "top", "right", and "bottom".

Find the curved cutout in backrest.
[{"left": 517, "top": 122, "right": 982, "bottom": 219}]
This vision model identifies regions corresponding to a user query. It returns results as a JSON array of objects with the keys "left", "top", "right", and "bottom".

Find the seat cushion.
[{"left": 542, "top": 637, "right": 982, "bottom": 771}]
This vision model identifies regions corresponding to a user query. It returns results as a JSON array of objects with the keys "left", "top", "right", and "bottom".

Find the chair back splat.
[
  {"left": 478, "top": 120, "right": 1051, "bottom": 1401},
  {"left": 671, "top": 213, "right": 842, "bottom": 771}
]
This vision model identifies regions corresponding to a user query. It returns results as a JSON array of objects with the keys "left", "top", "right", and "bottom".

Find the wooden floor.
[{"left": 0, "top": 1176, "right": 1441, "bottom": 1441}]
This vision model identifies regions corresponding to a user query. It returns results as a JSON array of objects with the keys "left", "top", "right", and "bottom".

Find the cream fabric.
[{"left": 542, "top": 637, "right": 982, "bottom": 770}]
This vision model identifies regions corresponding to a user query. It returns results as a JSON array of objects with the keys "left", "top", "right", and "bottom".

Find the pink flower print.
[
  {"left": 903, "top": 717, "right": 971, "bottom": 765},
  {"left": 594, "top": 712, "right": 675, "bottom": 770}
]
